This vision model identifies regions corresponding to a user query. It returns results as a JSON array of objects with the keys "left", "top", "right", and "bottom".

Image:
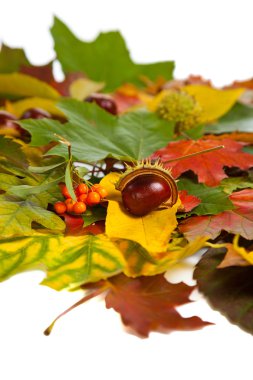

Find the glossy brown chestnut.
[
  {"left": 85, "top": 94, "right": 118, "bottom": 115},
  {"left": 0, "top": 111, "right": 23, "bottom": 137},
  {"left": 121, "top": 174, "right": 172, "bottom": 216},
  {"left": 21, "top": 108, "right": 52, "bottom": 119}
]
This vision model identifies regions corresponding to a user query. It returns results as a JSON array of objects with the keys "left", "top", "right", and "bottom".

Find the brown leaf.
[
  {"left": 217, "top": 243, "right": 250, "bottom": 268},
  {"left": 105, "top": 274, "right": 211, "bottom": 337}
]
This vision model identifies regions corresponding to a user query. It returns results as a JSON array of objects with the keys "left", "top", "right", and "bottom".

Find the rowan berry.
[
  {"left": 64, "top": 198, "right": 76, "bottom": 213},
  {"left": 60, "top": 184, "right": 71, "bottom": 199},
  {"left": 76, "top": 183, "right": 89, "bottom": 195},
  {"left": 72, "top": 201, "right": 87, "bottom": 214},
  {"left": 54, "top": 201, "right": 67, "bottom": 214},
  {"left": 78, "top": 193, "right": 88, "bottom": 203},
  {"left": 86, "top": 192, "right": 101, "bottom": 206}
]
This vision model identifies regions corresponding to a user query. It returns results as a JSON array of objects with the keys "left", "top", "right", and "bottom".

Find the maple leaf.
[
  {"left": 154, "top": 139, "right": 253, "bottom": 186},
  {"left": 106, "top": 199, "right": 180, "bottom": 253},
  {"left": 194, "top": 246, "right": 253, "bottom": 335},
  {"left": 178, "top": 190, "right": 201, "bottom": 212},
  {"left": 20, "top": 99, "right": 174, "bottom": 162},
  {"left": 51, "top": 17, "right": 174, "bottom": 92},
  {"left": 20, "top": 62, "right": 54, "bottom": 83},
  {"left": 179, "top": 189, "right": 253, "bottom": 241},
  {"left": 104, "top": 274, "right": 210, "bottom": 337},
  {"left": 0, "top": 233, "right": 125, "bottom": 290}
]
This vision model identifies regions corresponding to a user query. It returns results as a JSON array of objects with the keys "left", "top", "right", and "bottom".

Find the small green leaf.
[
  {"left": 82, "top": 206, "right": 106, "bottom": 227},
  {"left": 220, "top": 177, "right": 253, "bottom": 194},
  {"left": 178, "top": 178, "right": 234, "bottom": 215},
  {"left": 51, "top": 17, "right": 174, "bottom": 92},
  {"left": 65, "top": 161, "right": 77, "bottom": 201}
]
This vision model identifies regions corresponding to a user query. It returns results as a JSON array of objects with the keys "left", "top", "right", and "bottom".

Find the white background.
[{"left": 1, "top": 1, "right": 253, "bottom": 379}]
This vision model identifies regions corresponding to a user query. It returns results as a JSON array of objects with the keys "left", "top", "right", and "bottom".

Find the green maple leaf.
[
  {"left": 20, "top": 99, "right": 174, "bottom": 162},
  {"left": 178, "top": 178, "right": 234, "bottom": 215},
  {"left": 51, "top": 17, "right": 174, "bottom": 92},
  {"left": 0, "top": 44, "right": 30, "bottom": 73}
]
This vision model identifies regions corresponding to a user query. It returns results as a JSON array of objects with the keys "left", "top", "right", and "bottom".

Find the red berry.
[
  {"left": 85, "top": 94, "right": 117, "bottom": 115},
  {"left": 121, "top": 174, "right": 172, "bottom": 216},
  {"left": 96, "top": 187, "right": 108, "bottom": 199},
  {"left": 78, "top": 194, "right": 88, "bottom": 203},
  {"left": 21, "top": 108, "right": 52, "bottom": 119},
  {"left": 60, "top": 184, "right": 71, "bottom": 199},
  {"left": 86, "top": 192, "right": 101, "bottom": 206},
  {"left": 64, "top": 198, "right": 76, "bottom": 213},
  {"left": 76, "top": 183, "right": 89, "bottom": 195},
  {"left": 54, "top": 201, "right": 67, "bottom": 214},
  {"left": 72, "top": 201, "right": 87, "bottom": 214}
]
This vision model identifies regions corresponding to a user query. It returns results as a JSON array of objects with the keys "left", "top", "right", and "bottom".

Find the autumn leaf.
[
  {"left": 220, "top": 177, "right": 253, "bottom": 194},
  {"left": 179, "top": 189, "right": 253, "bottom": 241},
  {"left": 154, "top": 139, "right": 253, "bottom": 186},
  {"left": 0, "top": 44, "right": 30, "bottom": 73},
  {"left": 194, "top": 247, "right": 253, "bottom": 335},
  {"left": 183, "top": 85, "right": 244, "bottom": 123},
  {"left": 106, "top": 199, "right": 180, "bottom": 253},
  {"left": 69, "top": 78, "right": 105, "bottom": 100},
  {"left": 19, "top": 62, "right": 54, "bottom": 83},
  {"left": 51, "top": 17, "right": 174, "bottom": 92},
  {"left": 103, "top": 274, "right": 210, "bottom": 337},
  {"left": 0, "top": 195, "right": 65, "bottom": 238},
  {"left": 118, "top": 236, "right": 208, "bottom": 277},
  {"left": 178, "top": 190, "right": 201, "bottom": 212},
  {"left": 0, "top": 73, "right": 60, "bottom": 99},
  {"left": 215, "top": 236, "right": 250, "bottom": 268},
  {"left": 0, "top": 233, "right": 125, "bottom": 290},
  {"left": 20, "top": 99, "right": 174, "bottom": 162},
  {"left": 205, "top": 103, "right": 253, "bottom": 134}
]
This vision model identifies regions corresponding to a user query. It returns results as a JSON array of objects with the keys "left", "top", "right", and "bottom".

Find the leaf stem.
[{"left": 163, "top": 145, "right": 224, "bottom": 164}]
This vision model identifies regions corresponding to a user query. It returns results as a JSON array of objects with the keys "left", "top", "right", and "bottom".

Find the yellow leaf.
[
  {"left": 5, "top": 98, "right": 64, "bottom": 118},
  {"left": 183, "top": 85, "right": 244, "bottom": 123},
  {"left": 0, "top": 73, "right": 60, "bottom": 99},
  {"left": 106, "top": 199, "right": 180, "bottom": 253},
  {"left": 100, "top": 172, "right": 121, "bottom": 201},
  {"left": 117, "top": 236, "right": 208, "bottom": 277},
  {"left": 0, "top": 233, "right": 125, "bottom": 290},
  {"left": 69, "top": 78, "right": 105, "bottom": 100}
]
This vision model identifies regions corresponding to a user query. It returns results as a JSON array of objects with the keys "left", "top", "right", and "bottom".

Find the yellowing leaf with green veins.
[
  {"left": 117, "top": 236, "right": 208, "bottom": 277},
  {"left": 106, "top": 199, "right": 180, "bottom": 253},
  {"left": 0, "top": 233, "right": 125, "bottom": 290},
  {"left": 5, "top": 97, "right": 64, "bottom": 118},
  {"left": 0, "top": 73, "right": 60, "bottom": 99},
  {"left": 0, "top": 196, "right": 65, "bottom": 238},
  {"left": 69, "top": 78, "right": 105, "bottom": 100},
  {"left": 183, "top": 85, "right": 244, "bottom": 123}
]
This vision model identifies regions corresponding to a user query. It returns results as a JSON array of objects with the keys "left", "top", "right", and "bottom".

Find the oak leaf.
[
  {"left": 154, "top": 139, "right": 253, "bottom": 186},
  {"left": 179, "top": 189, "right": 253, "bottom": 241}
]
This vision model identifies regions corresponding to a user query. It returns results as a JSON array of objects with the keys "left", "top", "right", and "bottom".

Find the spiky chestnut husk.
[
  {"left": 157, "top": 90, "right": 202, "bottom": 131},
  {"left": 116, "top": 160, "right": 178, "bottom": 216}
]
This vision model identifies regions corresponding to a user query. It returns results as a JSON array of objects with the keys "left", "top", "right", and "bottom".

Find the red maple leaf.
[
  {"left": 179, "top": 189, "right": 253, "bottom": 241},
  {"left": 178, "top": 190, "right": 201, "bottom": 212},
  {"left": 153, "top": 139, "right": 253, "bottom": 186}
]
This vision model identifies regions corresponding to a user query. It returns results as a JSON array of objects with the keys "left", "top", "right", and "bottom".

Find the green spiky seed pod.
[{"left": 157, "top": 90, "right": 202, "bottom": 131}]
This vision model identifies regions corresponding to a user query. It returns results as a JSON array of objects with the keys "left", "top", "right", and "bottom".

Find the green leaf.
[
  {"left": 51, "top": 17, "right": 174, "bottom": 92},
  {"left": 0, "top": 233, "right": 125, "bottom": 290},
  {"left": 0, "top": 44, "right": 30, "bottom": 73},
  {"left": 178, "top": 178, "right": 234, "bottom": 215},
  {"left": 205, "top": 103, "right": 253, "bottom": 134},
  {"left": 0, "top": 195, "right": 65, "bottom": 238},
  {"left": 82, "top": 206, "right": 106, "bottom": 227},
  {"left": 220, "top": 177, "right": 253, "bottom": 194},
  {"left": 0, "top": 73, "right": 60, "bottom": 99},
  {"left": 65, "top": 161, "right": 77, "bottom": 201},
  {"left": 194, "top": 246, "right": 253, "bottom": 335},
  {"left": 20, "top": 99, "right": 174, "bottom": 161}
]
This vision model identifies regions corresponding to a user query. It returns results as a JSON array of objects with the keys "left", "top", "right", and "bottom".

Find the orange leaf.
[{"left": 153, "top": 138, "right": 253, "bottom": 186}]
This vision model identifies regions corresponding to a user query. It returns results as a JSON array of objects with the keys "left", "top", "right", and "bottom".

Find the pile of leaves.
[{"left": 1, "top": 17, "right": 253, "bottom": 337}]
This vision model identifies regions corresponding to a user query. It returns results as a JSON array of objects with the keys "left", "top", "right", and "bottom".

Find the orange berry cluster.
[{"left": 53, "top": 182, "right": 108, "bottom": 215}]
